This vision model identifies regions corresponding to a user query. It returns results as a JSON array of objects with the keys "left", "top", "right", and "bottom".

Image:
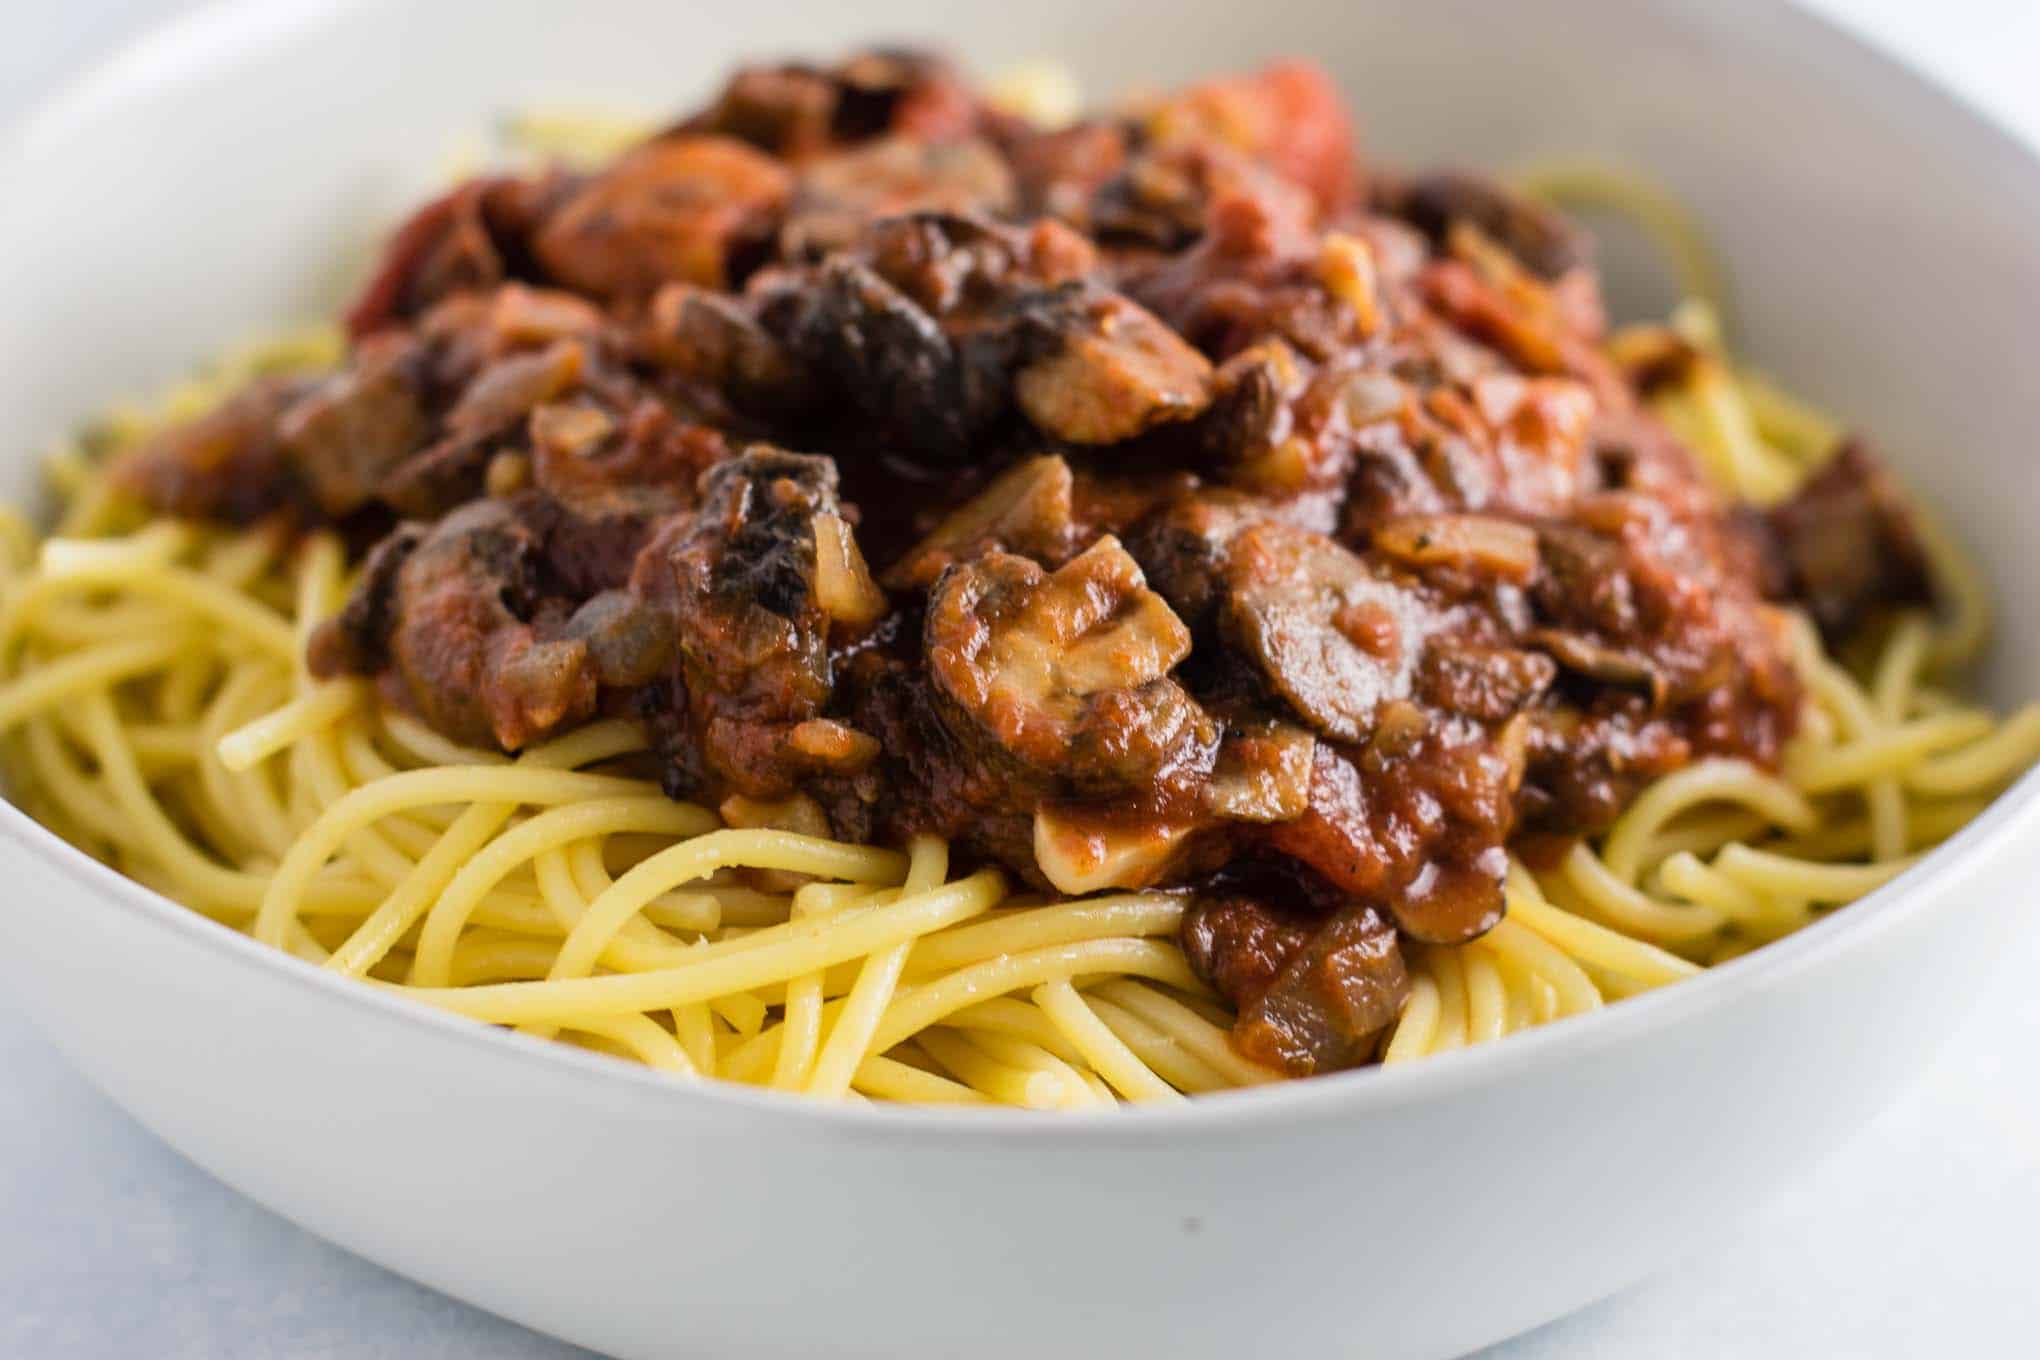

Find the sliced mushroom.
[
  {"left": 113, "top": 375, "right": 310, "bottom": 523},
  {"left": 444, "top": 338, "right": 587, "bottom": 439},
  {"left": 1195, "top": 341, "right": 1370, "bottom": 496},
  {"left": 1766, "top": 441, "right": 1932, "bottom": 639},
  {"left": 274, "top": 339, "right": 429, "bottom": 517},
  {"left": 783, "top": 256, "right": 987, "bottom": 460},
  {"left": 884, "top": 454, "right": 1075, "bottom": 590},
  {"left": 1525, "top": 627, "right": 1666, "bottom": 703},
  {"left": 307, "top": 523, "right": 423, "bottom": 680},
  {"left": 1371, "top": 512, "right": 1541, "bottom": 584},
  {"left": 782, "top": 136, "right": 1016, "bottom": 259},
  {"left": 533, "top": 136, "right": 791, "bottom": 299},
  {"left": 1220, "top": 521, "right": 1441, "bottom": 741},
  {"left": 1415, "top": 638, "right": 1557, "bottom": 722},
  {"left": 660, "top": 447, "right": 849, "bottom": 797},
  {"left": 1202, "top": 717, "right": 1317, "bottom": 822},
  {"left": 1183, "top": 896, "right": 1408, "bottom": 1075},
  {"left": 641, "top": 283, "right": 811, "bottom": 414},
  {"left": 1088, "top": 142, "right": 1296, "bottom": 252},
  {"left": 343, "top": 175, "right": 554, "bottom": 338},
  {"left": 487, "top": 283, "right": 606, "bottom": 347},
  {"left": 381, "top": 501, "right": 598, "bottom": 750},
  {"left": 1032, "top": 802, "right": 1199, "bottom": 895},
  {"left": 1534, "top": 522, "right": 1639, "bottom": 636},
  {"left": 1012, "top": 289, "right": 1214, "bottom": 445},
  {"left": 924, "top": 536, "right": 1215, "bottom": 794},
  {"left": 681, "top": 50, "right": 973, "bottom": 159},
  {"left": 1124, "top": 489, "right": 1282, "bottom": 631},
  {"left": 864, "top": 212, "right": 1099, "bottom": 313},
  {"left": 1394, "top": 170, "right": 1591, "bottom": 281},
  {"left": 681, "top": 49, "right": 974, "bottom": 159},
  {"left": 1391, "top": 847, "right": 1510, "bottom": 946},
  {"left": 375, "top": 339, "right": 594, "bottom": 519}
]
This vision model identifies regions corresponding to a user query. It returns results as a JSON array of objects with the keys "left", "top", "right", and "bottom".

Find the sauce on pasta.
[{"left": 0, "top": 52, "right": 2031, "bottom": 1105}]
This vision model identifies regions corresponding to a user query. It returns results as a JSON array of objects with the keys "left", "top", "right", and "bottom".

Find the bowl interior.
[{"left": 8, "top": 7, "right": 2040, "bottom": 1356}]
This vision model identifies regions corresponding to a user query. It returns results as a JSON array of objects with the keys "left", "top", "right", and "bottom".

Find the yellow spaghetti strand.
[
  {"left": 393, "top": 871, "right": 1005, "bottom": 1026},
  {"left": 1035, "top": 978, "right": 1183, "bottom": 1103},
  {"left": 216, "top": 680, "right": 363, "bottom": 771},
  {"left": 806, "top": 837, "right": 948, "bottom": 1098}
]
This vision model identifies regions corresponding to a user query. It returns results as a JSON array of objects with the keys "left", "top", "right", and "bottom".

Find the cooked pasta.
[
  {"left": 2, "top": 314, "right": 2029, "bottom": 1097},
  {"left": 3, "top": 54, "right": 2035, "bottom": 1104}
]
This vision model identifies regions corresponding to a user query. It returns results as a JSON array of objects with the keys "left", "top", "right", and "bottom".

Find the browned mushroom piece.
[
  {"left": 1194, "top": 340, "right": 1309, "bottom": 481},
  {"left": 274, "top": 337, "right": 430, "bottom": 518},
  {"left": 924, "top": 536, "right": 1216, "bottom": 795},
  {"left": 440, "top": 340, "right": 588, "bottom": 439},
  {"left": 688, "top": 63, "right": 844, "bottom": 160},
  {"left": 1183, "top": 895, "right": 1408, "bottom": 1075},
  {"left": 640, "top": 283, "right": 812, "bottom": 415},
  {"left": 1370, "top": 512, "right": 1541, "bottom": 583},
  {"left": 1202, "top": 716, "right": 1318, "bottom": 822},
  {"left": 376, "top": 337, "right": 594, "bottom": 519},
  {"left": 1012, "top": 289, "right": 1215, "bottom": 445},
  {"left": 1532, "top": 522, "right": 1639, "bottom": 636},
  {"left": 1124, "top": 489, "right": 1289, "bottom": 631},
  {"left": 307, "top": 524, "right": 421, "bottom": 680},
  {"left": 1414, "top": 637, "right": 1557, "bottom": 722},
  {"left": 1391, "top": 170, "right": 1591, "bottom": 281},
  {"left": 1261, "top": 734, "right": 1513, "bottom": 945},
  {"left": 1765, "top": 440, "right": 1932, "bottom": 639},
  {"left": 1523, "top": 627, "right": 1666, "bottom": 703},
  {"left": 111, "top": 375, "right": 312, "bottom": 523},
  {"left": 783, "top": 137, "right": 1017, "bottom": 259},
  {"left": 527, "top": 398, "right": 722, "bottom": 524},
  {"left": 372, "top": 500, "right": 600, "bottom": 751},
  {"left": 861, "top": 212, "right": 1097, "bottom": 315},
  {"left": 1220, "top": 521, "right": 1441, "bottom": 742},
  {"left": 656, "top": 447, "right": 880, "bottom": 798},
  {"left": 884, "top": 454, "right": 1075, "bottom": 589},
  {"left": 777, "top": 216, "right": 1164, "bottom": 462},
  {"left": 556, "top": 586, "right": 678, "bottom": 690},
  {"left": 532, "top": 136, "right": 792, "bottom": 300},
  {"left": 343, "top": 175, "right": 564, "bottom": 338},
  {"left": 782, "top": 255, "right": 993, "bottom": 460},
  {"left": 1390, "top": 847, "right": 1512, "bottom": 946},
  {"left": 682, "top": 49, "right": 979, "bottom": 160}
]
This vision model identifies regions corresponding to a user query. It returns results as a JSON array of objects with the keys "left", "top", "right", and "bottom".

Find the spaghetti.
[
  {"left": 2, "top": 68, "right": 2036, "bottom": 1104},
  {"left": 2, "top": 327, "right": 2031, "bottom": 1099}
]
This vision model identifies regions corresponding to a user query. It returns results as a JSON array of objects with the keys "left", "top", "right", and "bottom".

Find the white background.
[{"left": 3, "top": 2, "right": 2037, "bottom": 1356}]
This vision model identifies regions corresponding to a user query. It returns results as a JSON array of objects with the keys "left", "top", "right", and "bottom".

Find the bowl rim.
[{"left": 5, "top": 0, "right": 2039, "bottom": 1139}]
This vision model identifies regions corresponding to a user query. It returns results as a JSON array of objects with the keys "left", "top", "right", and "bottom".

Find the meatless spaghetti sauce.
[{"left": 110, "top": 52, "right": 1929, "bottom": 1074}]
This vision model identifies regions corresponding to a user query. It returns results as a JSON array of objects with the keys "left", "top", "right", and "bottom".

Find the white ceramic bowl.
[{"left": 4, "top": 2, "right": 2039, "bottom": 1356}]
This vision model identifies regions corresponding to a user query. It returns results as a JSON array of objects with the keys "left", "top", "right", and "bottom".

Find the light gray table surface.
[{"left": 4, "top": 2, "right": 2038, "bottom": 1356}]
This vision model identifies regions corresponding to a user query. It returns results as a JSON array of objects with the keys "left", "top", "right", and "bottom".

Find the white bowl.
[{"left": 4, "top": 2, "right": 2039, "bottom": 1356}]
